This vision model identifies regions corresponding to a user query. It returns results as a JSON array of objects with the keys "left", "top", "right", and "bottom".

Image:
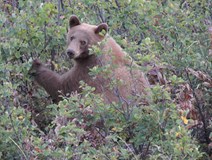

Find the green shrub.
[{"left": 0, "top": 0, "right": 211, "bottom": 159}]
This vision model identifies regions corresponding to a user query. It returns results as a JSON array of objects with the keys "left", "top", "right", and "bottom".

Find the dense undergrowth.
[{"left": 0, "top": 0, "right": 211, "bottom": 159}]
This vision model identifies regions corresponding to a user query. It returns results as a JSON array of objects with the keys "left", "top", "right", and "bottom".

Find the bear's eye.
[
  {"left": 80, "top": 40, "right": 86, "bottom": 46},
  {"left": 70, "top": 36, "right": 74, "bottom": 41}
]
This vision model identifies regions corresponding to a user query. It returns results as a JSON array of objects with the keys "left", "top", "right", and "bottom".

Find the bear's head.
[{"left": 66, "top": 15, "right": 108, "bottom": 60}]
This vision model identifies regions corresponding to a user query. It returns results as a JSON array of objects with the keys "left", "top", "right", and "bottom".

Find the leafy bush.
[{"left": 0, "top": 0, "right": 211, "bottom": 159}]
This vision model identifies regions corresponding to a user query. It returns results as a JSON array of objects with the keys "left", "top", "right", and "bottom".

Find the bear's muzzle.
[{"left": 66, "top": 49, "right": 75, "bottom": 59}]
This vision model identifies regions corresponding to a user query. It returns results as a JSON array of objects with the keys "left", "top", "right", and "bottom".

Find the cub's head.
[{"left": 66, "top": 15, "right": 108, "bottom": 60}]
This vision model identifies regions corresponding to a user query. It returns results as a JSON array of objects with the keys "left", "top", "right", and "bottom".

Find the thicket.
[{"left": 0, "top": 0, "right": 211, "bottom": 159}]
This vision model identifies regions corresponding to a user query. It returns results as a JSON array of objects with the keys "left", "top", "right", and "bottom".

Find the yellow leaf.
[
  {"left": 175, "top": 132, "right": 181, "bottom": 138},
  {"left": 181, "top": 116, "right": 188, "bottom": 124},
  {"left": 99, "top": 29, "right": 106, "bottom": 37},
  {"left": 18, "top": 115, "right": 24, "bottom": 121},
  {"left": 111, "top": 127, "right": 117, "bottom": 131},
  {"left": 52, "top": 61, "right": 59, "bottom": 70}
]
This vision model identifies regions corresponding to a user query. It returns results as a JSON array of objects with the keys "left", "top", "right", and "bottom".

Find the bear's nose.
[{"left": 66, "top": 49, "right": 75, "bottom": 59}]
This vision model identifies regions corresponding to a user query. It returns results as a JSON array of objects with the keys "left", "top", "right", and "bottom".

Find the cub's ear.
[
  {"left": 69, "top": 15, "right": 80, "bottom": 28},
  {"left": 95, "top": 23, "right": 108, "bottom": 36}
]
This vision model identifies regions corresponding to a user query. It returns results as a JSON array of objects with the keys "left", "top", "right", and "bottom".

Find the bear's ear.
[
  {"left": 95, "top": 23, "right": 108, "bottom": 36},
  {"left": 69, "top": 15, "right": 81, "bottom": 28}
]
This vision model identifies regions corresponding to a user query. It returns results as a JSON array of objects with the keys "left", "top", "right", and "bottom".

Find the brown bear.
[{"left": 30, "top": 15, "right": 150, "bottom": 104}]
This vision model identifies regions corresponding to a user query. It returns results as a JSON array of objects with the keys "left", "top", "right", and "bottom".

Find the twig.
[
  {"left": 115, "top": 0, "right": 120, "bottom": 9},
  {"left": 6, "top": 98, "right": 19, "bottom": 140},
  {"left": 185, "top": 70, "right": 210, "bottom": 144},
  {"left": 9, "top": 137, "right": 28, "bottom": 160},
  {"left": 116, "top": 135, "right": 138, "bottom": 160},
  {"left": 5, "top": 96, "right": 28, "bottom": 159}
]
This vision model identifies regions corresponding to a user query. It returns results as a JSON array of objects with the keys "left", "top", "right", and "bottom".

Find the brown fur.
[
  {"left": 63, "top": 15, "right": 150, "bottom": 104},
  {"left": 29, "top": 59, "right": 62, "bottom": 103},
  {"left": 30, "top": 15, "right": 150, "bottom": 104}
]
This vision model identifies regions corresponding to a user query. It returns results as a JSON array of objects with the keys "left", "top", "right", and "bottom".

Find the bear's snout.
[{"left": 66, "top": 49, "right": 75, "bottom": 59}]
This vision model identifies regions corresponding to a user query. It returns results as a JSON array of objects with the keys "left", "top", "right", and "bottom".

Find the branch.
[{"left": 185, "top": 69, "right": 210, "bottom": 144}]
